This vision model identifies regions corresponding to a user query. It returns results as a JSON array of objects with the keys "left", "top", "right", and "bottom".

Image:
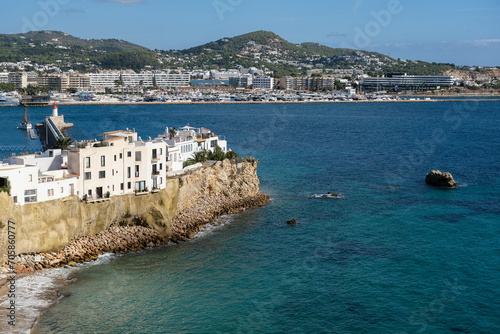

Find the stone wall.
[{"left": 0, "top": 160, "right": 269, "bottom": 265}]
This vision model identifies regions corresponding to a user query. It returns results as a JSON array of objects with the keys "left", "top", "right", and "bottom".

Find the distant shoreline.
[{"left": 1, "top": 98, "right": 499, "bottom": 107}]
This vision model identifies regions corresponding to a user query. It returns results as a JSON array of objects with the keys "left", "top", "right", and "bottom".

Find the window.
[
  {"left": 99, "top": 171, "right": 106, "bottom": 179},
  {"left": 160, "top": 163, "right": 162, "bottom": 170},
  {"left": 127, "top": 182, "right": 131, "bottom": 189},
  {"left": 88, "top": 189, "right": 92, "bottom": 196},
  {"left": 84, "top": 172, "right": 91, "bottom": 180},
  {"left": 101, "top": 156, "right": 105, "bottom": 166},
  {"left": 85, "top": 157, "right": 91, "bottom": 168},
  {"left": 152, "top": 149, "right": 157, "bottom": 160},
  {"left": 127, "top": 151, "right": 132, "bottom": 157},
  {"left": 135, "top": 165, "right": 139, "bottom": 177},
  {"left": 114, "top": 155, "right": 117, "bottom": 162},
  {"left": 112, "top": 170, "right": 114, "bottom": 176},
  {"left": 28, "top": 174, "right": 33, "bottom": 182},
  {"left": 121, "top": 183, "right": 124, "bottom": 191},
  {"left": 24, "top": 189, "right": 37, "bottom": 203},
  {"left": 119, "top": 153, "right": 123, "bottom": 159},
  {"left": 159, "top": 148, "right": 162, "bottom": 155},
  {"left": 127, "top": 167, "right": 131, "bottom": 178},
  {"left": 47, "top": 189, "right": 54, "bottom": 197},
  {"left": 61, "top": 187, "right": 64, "bottom": 194},
  {"left": 135, "top": 151, "right": 141, "bottom": 162},
  {"left": 13, "top": 196, "right": 17, "bottom": 204},
  {"left": 211, "top": 140, "right": 217, "bottom": 148}
]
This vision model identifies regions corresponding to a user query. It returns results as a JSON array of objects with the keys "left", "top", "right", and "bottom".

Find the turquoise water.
[{"left": 3, "top": 102, "right": 498, "bottom": 333}]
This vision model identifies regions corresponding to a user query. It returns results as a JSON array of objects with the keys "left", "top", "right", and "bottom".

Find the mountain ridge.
[{"left": 0, "top": 30, "right": 477, "bottom": 76}]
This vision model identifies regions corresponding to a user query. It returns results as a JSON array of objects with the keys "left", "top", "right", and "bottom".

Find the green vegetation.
[
  {"left": 0, "top": 30, "right": 483, "bottom": 77},
  {"left": 184, "top": 147, "right": 239, "bottom": 167},
  {"left": 0, "top": 177, "right": 11, "bottom": 195},
  {"left": 0, "top": 31, "right": 159, "bottom": 70},
  {"left": 53, "top": 137, "right": 73, "bottom": 150}
]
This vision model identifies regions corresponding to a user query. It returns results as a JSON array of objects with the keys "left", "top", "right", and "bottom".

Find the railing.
[
  {"left": 46, "top": 117, "right": 65, "bottom": 140},
  {"left": 0, "top": 146, "right": 44, "bottom": 158}
]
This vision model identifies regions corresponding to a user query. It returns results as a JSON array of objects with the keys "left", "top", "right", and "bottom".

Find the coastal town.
[
  {"left": 1, "top": 31, "right": 499, "bottom": 106},
  {"left": 1, "top": 69, "right": 498, "bottom": 106},
  {"left": 0, "top": 105, "right": 229, "bottom": 206}
]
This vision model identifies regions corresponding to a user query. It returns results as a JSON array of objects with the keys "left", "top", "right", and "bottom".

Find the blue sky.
[{"left": 2, "top": 0, "right": 500, "bottom": 66}]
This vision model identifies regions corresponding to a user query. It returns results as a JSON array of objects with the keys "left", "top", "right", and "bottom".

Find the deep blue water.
[{"left": 3, "top": 102, "right": 499, "bottom": 333}]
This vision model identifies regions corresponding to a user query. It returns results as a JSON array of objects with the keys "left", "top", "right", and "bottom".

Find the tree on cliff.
[{"left": 54, "top": 137, "right": 73, "bottom": 150}]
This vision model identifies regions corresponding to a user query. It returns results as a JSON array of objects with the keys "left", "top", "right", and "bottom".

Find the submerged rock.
[
  {"left": 425, "top": 170, "right": 457, "bottom": 188},
  {"left": 287, "top": 219, "right": 300, "bottom": 225},
  {"left": 310, "top": 192, "right": 342, "bottom": 199}
]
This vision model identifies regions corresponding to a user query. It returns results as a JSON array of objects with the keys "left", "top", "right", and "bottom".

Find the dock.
[{"left": 29, "top": 128, "right": 36, "bottom": 140}]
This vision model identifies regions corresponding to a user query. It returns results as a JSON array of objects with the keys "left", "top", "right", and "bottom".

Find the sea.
[{"left": 0, "top": 101, "right": 499, "bottom": 333}]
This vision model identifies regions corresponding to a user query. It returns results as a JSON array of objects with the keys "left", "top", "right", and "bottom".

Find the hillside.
[
  {"left": 0, "top": 31, "right": 158, "bottom": 71},
  {"left": 161, "top": 30, "right": 463, "bottom": 77},
  {"left": 0, "top": 30, "right": 473, "bottom": 76}
]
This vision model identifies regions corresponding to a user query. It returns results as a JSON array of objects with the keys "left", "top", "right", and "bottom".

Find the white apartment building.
[
  {"left": 0, "top": 72, "right": 8, "bottom": 84},
  {"left": 253, "top": 77, "right": 275, "bottom": 90},
  {"left": 8, "top": 72, "right": 28, "bottom": 88},
  {"left": 0, "top": 149, "right": 78, "bottom": 206},
  {"left": 68, "top": 130, "right": 167, "bottom": 199},
  {"left": 2, "top": 125, "right": 229, "bottom": 205},
  {"left": 121, "top": 73, "right": 155, "bottom": 87},
  {"left": 155, "top": 126, "right": 228, "bottom": 174},
  {"left": 89, "top": 73, "right": 121, "bottom": 88},
  {"left": 154, "top": 73, "right": 190, "bottom": 88}
]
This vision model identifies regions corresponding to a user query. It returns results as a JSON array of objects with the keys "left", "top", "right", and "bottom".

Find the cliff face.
[{"left": 0, "top": 160, "right": 269, "bottom": 264}]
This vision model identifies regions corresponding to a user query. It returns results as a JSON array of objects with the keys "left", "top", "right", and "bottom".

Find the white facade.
[
  {"left": 121, "top": 73, "right": 154, "bottom": 87},
  {"left": 8, "top": 72, "right": 28, "bottom": 88},
  {"left": 68, "top": 130, "right": 167, "bottom": 199},
  {"left": 89, "top": 73, "right": 121, "bottom": 88},
  {"left": 0, "top": 149, "right": 78, "bottom": 206},
  {"left": 253, "top": 77, "right": 275, "bottom": 90},
  {"left": 0, "top": 72, "right": 8, "bottom": 84},
  {"left": 2, "top": 125, "right": 229, "bottom": 205},
  {"left": 154, "top": 73, "right": 190, "bottom": 88}
]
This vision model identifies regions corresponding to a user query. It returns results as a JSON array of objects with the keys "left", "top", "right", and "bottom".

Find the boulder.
[
  {"left": 425, "top": 170, "right": 457, "bottom": 188},
  {"left": 286, "top": 219, "right": 300, "bottom": 225}
]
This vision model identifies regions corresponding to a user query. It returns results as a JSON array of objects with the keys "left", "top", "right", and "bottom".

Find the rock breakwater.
[
  {"left": 3, "top": 226, "right": 167, "bottom": 274},
  {"left": 0, "top": 159, "right": 269, "bottom": 272}
]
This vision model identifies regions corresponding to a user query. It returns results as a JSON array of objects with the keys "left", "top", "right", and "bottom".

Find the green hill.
[{"left": 0, "top": 31, "right": 158, "bottom": 71}]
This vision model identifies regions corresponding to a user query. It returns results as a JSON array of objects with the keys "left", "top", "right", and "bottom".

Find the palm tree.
[
  {"left": 169, "top": 127, "right": 177, "bottom": 139},
  {"left": 54, "top": 137, "right": 72, "bottom": 150}
]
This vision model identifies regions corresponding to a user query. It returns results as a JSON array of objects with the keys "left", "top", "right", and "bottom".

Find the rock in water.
[
  {"left": 287, "top": 219, "right": 299, "bottom": 225},
  {"left": 425, "top": 170, "right": 457, "bottom": 188}
]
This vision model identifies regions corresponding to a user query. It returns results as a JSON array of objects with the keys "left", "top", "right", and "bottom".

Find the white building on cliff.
[{"left": 1, "top": 125, "right": 228, "bottom": 205}]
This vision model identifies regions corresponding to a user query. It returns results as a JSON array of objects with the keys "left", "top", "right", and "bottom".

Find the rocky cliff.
[{"left": 0, "top": 160, "right": 269, "bottom": 266}]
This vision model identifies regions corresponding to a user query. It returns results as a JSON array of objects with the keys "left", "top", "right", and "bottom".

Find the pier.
[
  {"left": 36, "top": 104, "right": 73, "bottom": 150},
  {"left": 29, "top": 128, "right": 36, "bottom": 140}
]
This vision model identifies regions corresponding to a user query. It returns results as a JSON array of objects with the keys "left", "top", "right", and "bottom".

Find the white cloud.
[
  {"left": 107, "top": 0, "right": 145, "bottom": 4},
  {"left": 459, "top": 39, "right": 500, "bottom": 47}
]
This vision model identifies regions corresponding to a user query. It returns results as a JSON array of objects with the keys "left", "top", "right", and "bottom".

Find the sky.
[{"left": 1, "top": 0, "right": 500, "bottom": 66}]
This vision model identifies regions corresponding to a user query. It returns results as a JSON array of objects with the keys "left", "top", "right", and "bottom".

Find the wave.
[{"left": 194, "top": 215, "right": 235, "bottom": 239}]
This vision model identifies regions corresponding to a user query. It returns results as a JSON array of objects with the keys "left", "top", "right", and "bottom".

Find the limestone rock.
[{"left": 425, "top": 170, "right": 457, "bottom": 188}]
